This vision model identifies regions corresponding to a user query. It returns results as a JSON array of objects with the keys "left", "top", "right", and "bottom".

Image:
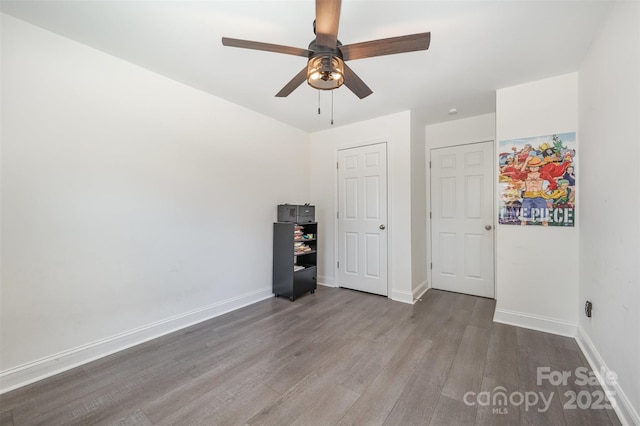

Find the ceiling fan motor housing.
[{"left": 306, "top": 40, "right": 345, "bottom": 90}]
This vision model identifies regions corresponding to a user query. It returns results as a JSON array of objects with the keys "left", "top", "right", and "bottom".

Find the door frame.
[
  {"left": 335, "top": 140, "right": 390, "bottom": 298},
  {"left": 427, "top": 140, "right": 497, "bottom": 299}
]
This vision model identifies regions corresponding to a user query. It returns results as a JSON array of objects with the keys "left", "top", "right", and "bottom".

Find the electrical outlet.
[{"left": 585, "top": 301, "right": 593, "bottom": 318}]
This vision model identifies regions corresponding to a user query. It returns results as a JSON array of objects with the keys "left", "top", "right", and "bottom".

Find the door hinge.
[
  {"left": 429, "top": 211, "right": 432, "bottom": 219},
  {"left": 337, "top": 211, "right": 339, "bottom": 219},
  {"left": 429, "top": 161, "right": 432, "bottom": 168},
  {"left": 337, "top": 261, "right": 339, "bottom": 269},
  {"left": 337, "top": 161, "right": 339, "bottom": 169},
  {"left": 430, "top": 262, "right": 433, "bottom": 270}
]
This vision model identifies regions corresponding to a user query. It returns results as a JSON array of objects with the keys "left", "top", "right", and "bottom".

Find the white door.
[
  {"left": 337, "top": 143, "right": 388, "bottom": 296},
  {"left": 431, "top": 141, "right": 494, "bottom": 298}
]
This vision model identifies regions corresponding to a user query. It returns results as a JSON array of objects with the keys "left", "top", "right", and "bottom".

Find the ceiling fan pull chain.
[
  {"left": 318, "top": 91, "right": 321, "bottom": 115},
  {"left": 331, "top": 91, "right": 335, "bottom": 125}
]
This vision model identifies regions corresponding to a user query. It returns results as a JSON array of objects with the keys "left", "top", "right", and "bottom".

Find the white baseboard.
[
  {"left": 390, "top": 288, "right": 414, "bottom": 305},
  {"left": 576, "top": 327, "right": 640, "bottom": 426},
  {"left": 412, "top": 280, "right": 429, "bottom": 302},
  {"left": 493, "top": 308, "right": 577, "bottom": 337},
  {"left": 0, "top": 287, "right": 273, "bottom": 394},
  {"left": 317, "top": 275, "right": 337, "bottom": 288}
]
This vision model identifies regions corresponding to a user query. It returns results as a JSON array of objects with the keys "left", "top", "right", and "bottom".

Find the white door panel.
[
  {"left": 431, "top": 142, "right": 494, "bottom": 298},
  {"left": 338, "top": 143, "right": 388, "bottom": 296}
]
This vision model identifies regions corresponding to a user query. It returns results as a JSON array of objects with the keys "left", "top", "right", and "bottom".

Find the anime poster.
[{"left": 498, "top": 132, "right": 576, "bottom": 227}]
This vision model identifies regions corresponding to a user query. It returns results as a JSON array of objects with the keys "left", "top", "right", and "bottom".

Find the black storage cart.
[{"left": 272, "top": 222, "right": 317, "bottom": 301}]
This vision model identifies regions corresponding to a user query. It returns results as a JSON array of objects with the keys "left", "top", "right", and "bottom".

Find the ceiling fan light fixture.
[{"left": 307, "top": 55, "right": 344, "bottom": 90}]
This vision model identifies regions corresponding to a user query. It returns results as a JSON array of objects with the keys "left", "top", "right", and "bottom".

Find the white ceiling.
[{"left": 1, "top": 0, "right": 615, "bottom": 133}]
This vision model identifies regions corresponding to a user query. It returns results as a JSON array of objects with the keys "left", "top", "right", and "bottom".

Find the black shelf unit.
[{"left": 273, "top": 222, "right": 318, "bottom": 301}]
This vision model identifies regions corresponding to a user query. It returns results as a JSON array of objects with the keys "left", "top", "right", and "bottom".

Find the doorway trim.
[{"left": 426, "top": 139, "right": 496, "bottom": 299}]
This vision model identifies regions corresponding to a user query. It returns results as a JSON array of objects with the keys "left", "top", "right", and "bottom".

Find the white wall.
[
  {"left": 494, "top": 74, "right": 579, "bottom": 336},
  {"left": 0, "top": 14, "right": 310, "bottom": 391},
  {"left": 425, "top": 114, "right": 496, "bottom": 150},
  {"left": 577, "top": 2, "right": 640, "bottom": 423},
  {"left": 309, "top": 111, "right": 414, "bottom": 303}
]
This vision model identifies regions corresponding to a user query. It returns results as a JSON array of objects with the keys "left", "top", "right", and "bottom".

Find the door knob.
[
  {"left": 379, "top": 224, "right": 386, "bottom": 230},
  {"left": 485, "top": 225, "right": 492, "bottom": 230}
]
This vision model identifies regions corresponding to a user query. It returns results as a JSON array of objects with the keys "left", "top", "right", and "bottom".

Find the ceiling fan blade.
[
  {"left": 222, "top": 37, "right": 312, "bottom": 57},
  {"left": 315, "top": 0, "right": 341, "bottom": 48},
  {"left": 339, "top": 32, "right": 431, "bottom": 61},
  {"left": 275, "top": 67, "right": 308, "bottom": 97},
  {"left": 343, "top": 63, "right": 373, "bottom": 99}
]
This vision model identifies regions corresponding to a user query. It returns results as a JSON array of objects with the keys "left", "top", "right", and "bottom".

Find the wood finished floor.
[{"left": 0, "top": 287, "right": 621, "bottom": 426}]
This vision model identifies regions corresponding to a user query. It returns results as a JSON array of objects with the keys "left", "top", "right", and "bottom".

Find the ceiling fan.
[{"left": 221, "top": 0, "right": 431, "bottom": 99}]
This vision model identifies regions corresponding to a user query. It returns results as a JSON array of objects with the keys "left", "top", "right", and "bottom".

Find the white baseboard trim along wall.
[
  {"left": 412, "top": 280, "right": 429, "bottom": 302},
  {"left": 493, "top": 308, "right": 578, "bottom": 338},
  {"left": 317, "top": 275, "right": 337, "bottom": 288},
  {"left": 576, "top": 327, "right": 640, "bottom": 426},
  {"left": 0, "top": 287, "right": 273, "bottom": 394},
  {"left": 390, "top": 288, "right": 414, "bottom": 305}
]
